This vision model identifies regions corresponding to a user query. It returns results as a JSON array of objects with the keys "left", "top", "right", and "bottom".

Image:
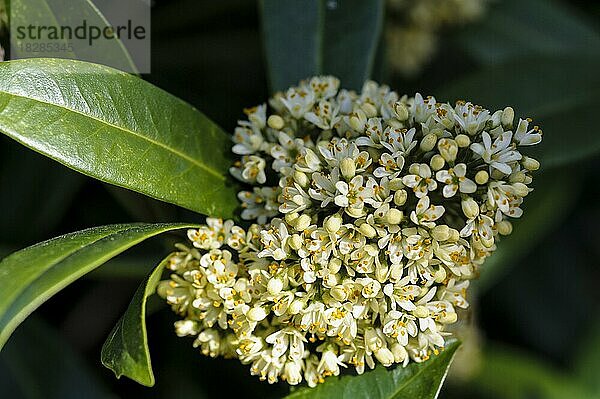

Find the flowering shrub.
[{"left": 158, "top": 77, "right": 542, "bottom": 386}]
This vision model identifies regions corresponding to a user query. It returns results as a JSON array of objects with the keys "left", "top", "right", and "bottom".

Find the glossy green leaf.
[
  {"left": 0, "top": 222, "right": 196, "bottom": 350},
  {"left": 457, "top": 0, "right": 600, "bottom": 65},
  {"left": 0, "top": 58, "right": 239, "bottom": 218},
  {"left": 260, "top": 0, "right": 324, "bottom": 92},
  {"left": 11, "top": 0, "right": 138, "bottom": 73},
  {"left": 0, "top": 317, "right": 113, "bottom": 399},
  {"left": 285, "top": 340, "right": 460, "bottom": 399},
  {"left": 260, "top": 0, "right": 384, "bottom": 91},
  {"left": 439, "top": 56, "right": 600, "bottom": 168},
  {"left": 321, "top": 0, "right": 385, "bottom": 90},
  {"left": 100, "top": 256, "right": 169, "bottom": 386}
]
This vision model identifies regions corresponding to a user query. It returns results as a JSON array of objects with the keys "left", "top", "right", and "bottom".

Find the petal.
[{"left": 459, "top": 178, "right": 477, "bottom": 193}]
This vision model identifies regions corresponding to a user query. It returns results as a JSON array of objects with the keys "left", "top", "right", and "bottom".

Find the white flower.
[
  {"left": 232, "top": 122, "right": 265, "bottom": 155},
  {"left": 435, "top": 163, "right": 477, "bottom": 197},
  {"left": 402, "top": 164, "right": 437, "bottom": 198},
  {"left": 305, "top": 100, "right": 341, "bottom": 130},
  {"left": 334, "top": 175, "right": 373, "bottom": 209},
  {"left": 317, "top": 348, "right": 346, "bottom": 376},
  {"left": 280, "top": 87, "right": 315, "bottom": 118},
  {"left": 514, "top": 118, "right": 542, "bottom": 146},
  {"left": 410, "top": 196, "right": 445, "bottom": 227},
  {"left": 453, "top": 101, "right": 490, "bottom": 135},
  {"left": 470, "top": 131, "right": 522, "bottom": 174},
  {"left": 238, "top": 187, "right": 280, "bottom": 224}
]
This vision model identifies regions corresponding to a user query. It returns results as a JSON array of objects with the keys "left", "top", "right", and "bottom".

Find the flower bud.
[
  {"left": 511, "top": 171, "right": 526, "bottom": 183},
  {"left": 438, "top": 138, "right": 458, "bottom": 162},
  {"left": 285, "top": 212, "right": 299, "bottom": 224},
  {"left": 364, "top": 327, "right": 383, "bottom": 351},
  {"left": 461, "top": 197, "right": 480, "bottom": 219},
  {"left": 413, "top": 306, "right": 430, "bottom": 319},
  {"left": 346, "top": 206, "right": 366, "bottom": 218},
  {"left": 497, "top": 220, "right": 513, "bottom": 236},
  {"left": 455, "top": 134, "right": 470, "bottom": 148},
  {"left": 501, "top": 106, "right": 514, "bottom": 128},
  {"left": 328, "top": 258, "right": 343, "bottom": 274},
  {"left": 393, "top": 102, "right": 409, "bottom": 121},
  {"left": 385, "top": 208, "right": 403, "bottom": 225},
  {"left": 267, "top": 114, "right": 285, "bottom": 130},
  {"left": 359, "top": 223, "right": 377, "bottom": 238},
  {"left": 323, "top": 273, "right": 339, "bottom": 287},
  {"left": 391, "top": 343, "right": 408, "bottom": 363},
  {"left": 474, "top": 170, "right": 489, "bottom": 185},
  {"left": 439, "top": 312, "right": 458, "bottom": 324},
  {"left": 389, "top": 178, "right": 404, "bottom": 191},
  {"left": 293, "top": 170, "right": 309, "bottom": 187},
  {"left": 289, "top": 234, "right": 303, "bottom": 250},
  {"left": 431, "top": 225, "right": 451, "bottom": 241},
  {"left": 430, "top": 154, "right": 445, "bottom": 171},
  {"left": 522, "top": 156, "right": 540, "bottom": 171},
  {"left": 331, "top": 285, "right": 348, "bottom": 301},
  {"left": 394, "top": 189, "right": 408, "bottom": 206},
  {"left": 362, "top": 102, "right": 378, "bottom": 118},
  {"left": 340, "top": 157, "right": 356, "bottom": 180},
  {"left": 434, "top": 267, "right": 447, "bottom": 283},
  {"left": 408, "top": 163, "right": 420, "bottom": 175},
  {"left": 420, "top": 133, "right": 437, "bottom": 152},
  {"left": 349, "top": 109, "right": 367, "bottom": 131},
  {"left": 512, "top": 182, "right": 530, "bottom": 197},
  {"left": 267, "top": 277, "right": 284, "bottom": 295},
  {"left": 289, "top": 299, "right": 305, "bottom": 314},
  {"left": 374, "top": 348, "right": 395, "bottom": 367},
  {"left": 247, "top": 306, "right": 268, "bottom": 322},
  {"left": 324, "top": 214, "right": 343, "bottom": 233},
  {"left": 293, "top": 214, "right": 311, "bottom": 231},
  {"left": 448, "top": 228, "right": 460, "bottom": 242},
  {"left": 175, "top": 319, "right": 199, "bottom": 336}
]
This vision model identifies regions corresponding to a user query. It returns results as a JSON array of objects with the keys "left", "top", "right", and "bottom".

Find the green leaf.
[
  {"left": 0, "top": 317, "right": 113, "bottom": 399},
  {"left": 11, "top": 0, "right": 138, "bottom": 73},
  {"left": 439, "top": 56, "right": 600, "bottom": 168},
  {"left": 575, "top": 321, "right": 600, "bottom": 397},
  {"left": 100, "top": 256, "right": 169, "bottom": 386},
  {"left": 260, "top": 0, "right": 384, "bottom": 91},
  {"left": 0, "top": 222, "right": 196, "bottom": 350},
  {"left": 0, "top": 58, "right": 239, "bottom": 218},
  {"left": 457, "top": 0, "right": 600, "bottom": 65},
  {"left": 285, "top": 340, "right": 460, "bottom": 399},
  {"left": 260, "top": 0, "right": 324, "bottom": 92},
  {"left": 321, "top": 0, "right": 385, "bottom": 90}
]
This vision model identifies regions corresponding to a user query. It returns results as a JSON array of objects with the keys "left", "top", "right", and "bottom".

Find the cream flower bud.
[
  {"left": 328, "top": 258, "right": 343, "bottom": 274},
  {"left": 522, "top": 156, "right": 540, "bottom": 171},
  {"left": 389, "top": 178, "right": 404, "bottom": 191},
  {"left": 438, "top": 138, "right": 458, "bottom": 162},
  {"left": 413, "top": 305, "right": 429, "bottom": 318},
  {"left": 324, "top": 214, "right": 343, "bottom": 233},
  {"left": 512, "top": 182, "right": 530, "bottom": 197},
  {"left": 393, "top": 101, "right": 409, "bottom": 121},
  {"left": 362, "top": 102, "right": 378, "bottom": 118},
  {"left": 430, "top": 154, "right": 445, "bottom": 171},
  {"left": 289, "top": 299, "right": 305, "bottom": 315},
  {"left": 340, "top": 157, "right": 356, "bottom": 180},
  {"left": 462, "top": 197, "right": 480, "bottom": 219},
  {"left": 475, "top": 170, "right": 489, "bottom": 185},
  {"left": 346, "top": 206, "right": 366, "bottom": 218},
  {"left": 293, "top": 214, "right": 311, "bottom": 231},
  {"left": 285, "top": 212, "right": 299, "bottom": 224},
  {"left": 374, "top": 348, "right": 395, "bottom": 367},
  {"left": 289, "top": 234, "right": 303, "bottom": 250},
  {"left": 455, "top": 134, "right": 470, "bottom": 148},
  {"left": 247, "top": 306, "right": 268, "bottom": 322},
  {"left": 364, "top": 327, "right": 383, "bottom": 351},
  {"left": 431, "top": 225, "right": 451, "bottom": 241},
  {"left": 293, "top": 170, "right": 309, "bottom": 187},
  {"left": 511, "top": 171, "right": 526, "bottom": 183},
  {"left": 175, "top": 319, "right": 199, "bottom": 337},
  {"left": 439, "top": 312, "right": 458, "bottom": 324},
  {"left": 267, "top": 114, "right": 285, "bottom": 130},
  {"left": 420, "top": 133, "right": 438, "bottom": 152},
  {"left": 331, "top": 285, "right": 348, "bottom": 301},
  {"left": 349, "top": 109, "right": 367, "bottom": 131},
  {"left": 394, "top": 189, "right": 408, "bottom": 206},
  {"left": 359, "top": 223, "right": 377, "bottom": 238},
  {"left": 501, "top": 106, "right": 515, "bottom": 128},
  {"left": 391, "top": 343, "right": 408, "bottom": 363},
  {"left": 434, "top": 267, "right": 447, "bottom": 283},
  {"left": 385, "top": 208, "right": 403, "bottom": 225},
  {"left": 408, "top": 163, "right": 420, "bottom": 175},
  {"left": 497, "top": 220, "right": 513, "bottom": 235},
  {"left": 448, "top": 228, "right": 460, "bottom": 242},
  {"left": 267, "top": 277, "right": 284, "bottom": 295}
]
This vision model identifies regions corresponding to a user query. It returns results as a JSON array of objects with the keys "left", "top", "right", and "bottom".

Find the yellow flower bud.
[
  {"left": 461, "top": 197, "right": 480, "bottom": 219},
  {"left": 247, "top": 306, "right": 268, "bottom": 322},
  {"left": 512, "top": 182, "right": 530, "bottom": 197},
  {"left": 389, "top": 178, "right": 404, "bottom": 191},
  {"left": 439, "top": 312, "right": 458, "bottom": 324},
  {"left": 289, "top": 234, "right": 303, "bottom": 250},
  {"left": 501, "top": 106, "right": 514, "bottom": 128},
  {"left": 434, "top": 267, "right": 447, "bottom": 283},
  {"left": 522, "top": 156, "right": 540, "bottom": 171},
  {"left": 293, "top": 214, "right": 311, "bottom": 231},
  {"left": 414, "top": 306, "right": 429, "bottom": 318},
  {"left": 438, "top": 138, "right": 458, "bottom": 162},
  {"left": 285, "top": 212, "right": 299, "bottom": 224},
  {"left": 497, "top": 220, "right": 513, "bottom": 235},
  {"left": 455, "top": 134, "right": 470, "bottom": 148},
  {"left": 359, "top": 223, "right": 377, "bottom": 238},
  {"left": 431, "top": 225, "right": 451, "bottom": 241},
  {"left": 475, "top": 170, "right": 489, "bottom": 185},
  {"left": 328, "top": 258, "right": 342, "bottom": 274},
  {"left": 267, "top": 277, "right": 284, "bottom": 295},
  {"left": 430, "top": 154, "right": 445, "bottom": 171},
  {"left": 331, "top": 285, "right": 348, "bottom": 301},
  {"left": 394, "top": 189, "right": 408, "bottom": 206},
  {"left": 362, "top": 102, "right": 378, "bottom": 118},
  {"left": 385, "top": 208, "right": 403, "bottom": 225},
  {"left": 393, "top": 101, "right": 409, "bottom": 121},
  {"left": 340, "top": 157, "right": 356, "bottom": 180},
  {"left": 324, "top": 214, "right": 343, "bottom": 233},
  {"left": 420, "top": 133, "right": 438, "bottom": 152},
  {"left": 267, "top": 114, "right": 285, "bottom": 130},
  {"left": 293, "top": 170, "right": 309, "bottom": 187}
]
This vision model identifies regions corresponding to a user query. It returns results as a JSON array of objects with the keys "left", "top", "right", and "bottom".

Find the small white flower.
[
  {"left": 403, "top": 164, "right": 437, "bottom": 198},
  {"left": 435, "top": 163, "right": 477, "bottom": 197},
  {"left": 514, "top": 118, "right": 542, "bottom": 146},
  {"left": 410, "top": 196, "right": 445, "bottom": 227},
  {"left": 470, "top": 131, "right": 522, "bottom": 174}
]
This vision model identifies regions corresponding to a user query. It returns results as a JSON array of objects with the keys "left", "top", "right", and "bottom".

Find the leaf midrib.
[{"left": 0, "top": 89, "right": 226, "bottom": 182}]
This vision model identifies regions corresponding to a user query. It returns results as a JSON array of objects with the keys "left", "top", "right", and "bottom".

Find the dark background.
[{"left": 0, "top": 0, "right": 599, "bottom": 398}]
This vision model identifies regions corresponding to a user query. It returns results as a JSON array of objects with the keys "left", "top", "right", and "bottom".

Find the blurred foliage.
[{"left": 0, "top": 0, "right": 599, "bottom": 397}]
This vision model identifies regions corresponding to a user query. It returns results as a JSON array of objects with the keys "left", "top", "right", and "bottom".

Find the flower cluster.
[
  {"left": 387, "top": 0, "right": 486, "bottom": 75},
  {"left": 158, "top": 77, "right": 541, "bottom": 386}
]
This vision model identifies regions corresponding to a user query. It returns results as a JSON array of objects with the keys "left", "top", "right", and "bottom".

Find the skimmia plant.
[{"left": 0, "top": 1, "right": 559, "bottom": 398}]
